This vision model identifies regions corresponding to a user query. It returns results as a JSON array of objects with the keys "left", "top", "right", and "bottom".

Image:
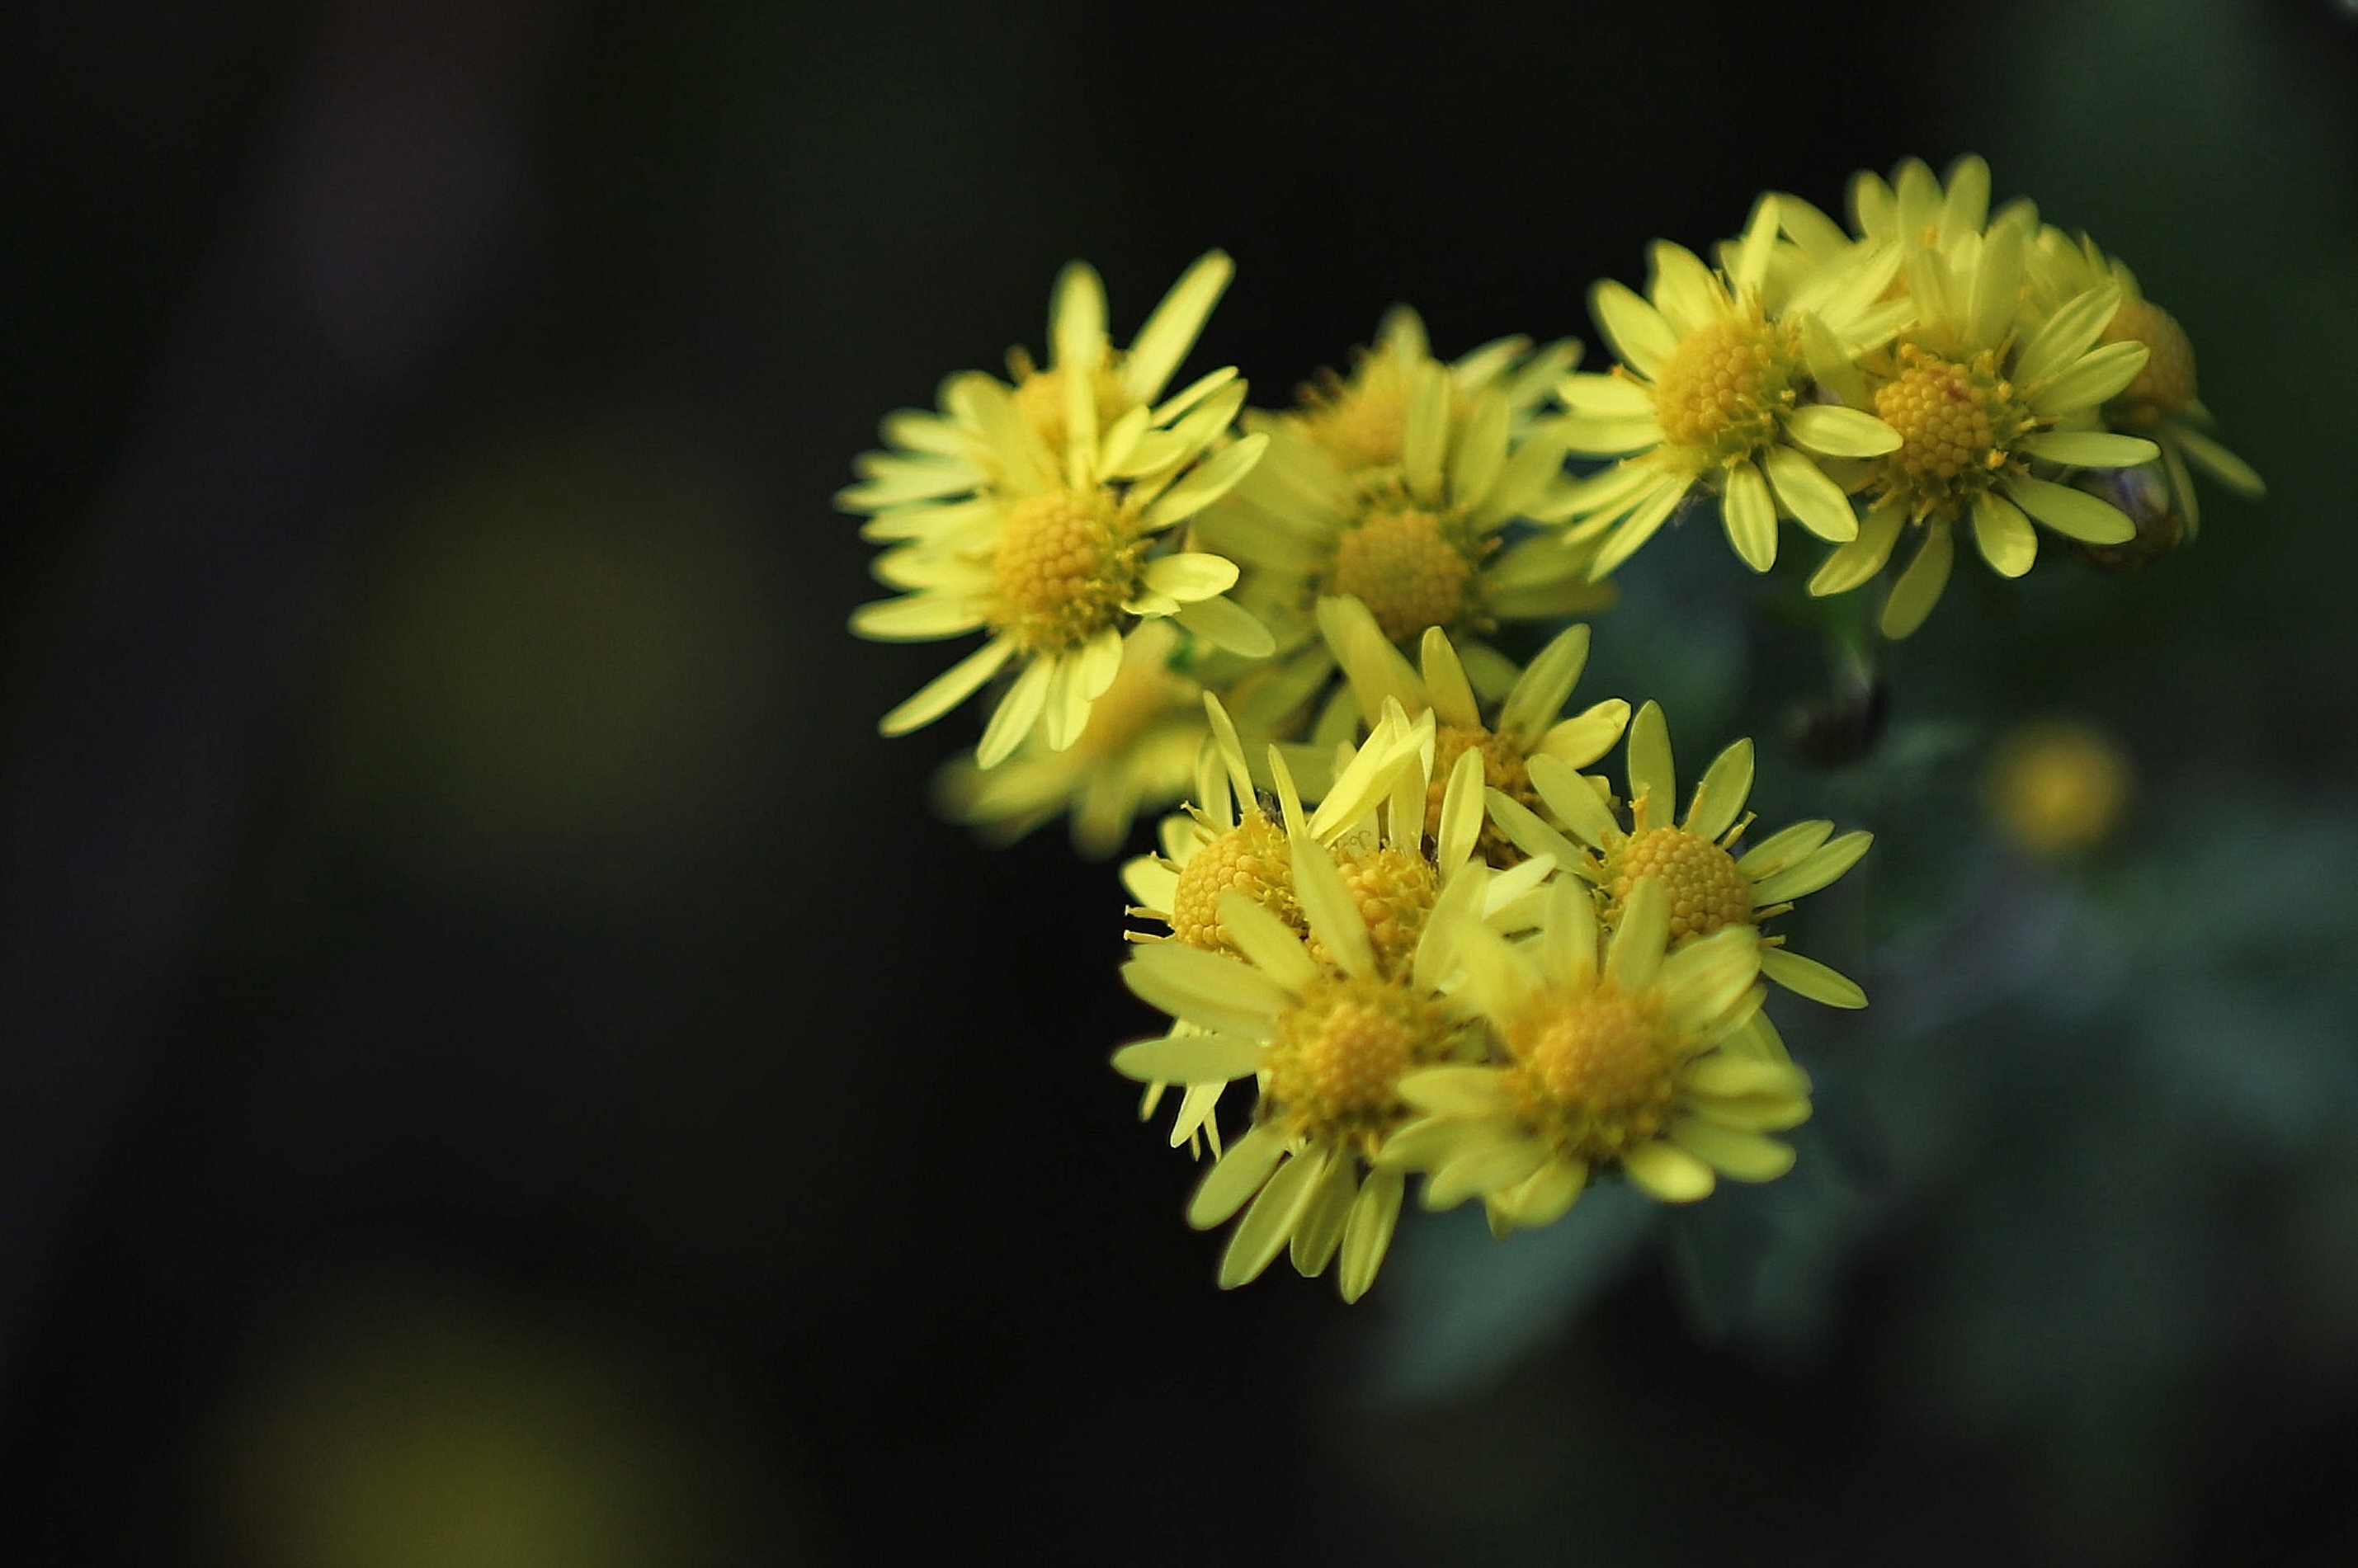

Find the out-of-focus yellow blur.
[{"left": 1985, "top": 719, "right": 2134, "bottom": 860}]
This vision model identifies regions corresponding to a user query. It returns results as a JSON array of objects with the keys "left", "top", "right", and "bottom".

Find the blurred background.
[{"left": 3, "top": 0, "right": 2356, "bottom": 1561}]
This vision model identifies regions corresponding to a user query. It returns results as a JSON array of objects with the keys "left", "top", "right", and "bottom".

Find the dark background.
[{"left": 4, "top": 1, "right": 2356, "bottom": 1562}]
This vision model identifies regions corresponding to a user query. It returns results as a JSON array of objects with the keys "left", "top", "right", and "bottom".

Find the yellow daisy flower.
[
  {"left": 1807, "top": 158, "right": 2166, "bottom": 638},
  {"left": 1486, "top": 700, "right": 1873, "bottom": 1009},
  {"left": 1122, "top": 691, "right": 1431, "bottom": 956},
  {"left": 1122, "top": 690, "right": 1560, "bottom": 1156},
  {"left": 1114, "top": 829, "right": 1498, "bottom": 1301},
  {"left": 843, "top": 256, "right": 1275, "bottom": 765},
  {"left": 1290, "top": 306, "right": 1578, "bottom": 474},
  {"left": 2023, "top": 225, "right": 2264, "bottom": 562},
  {"left": 1379, "top": 874, "right": 1807, "bottom": 1234},
  {"left": 1985, "top": 718, "right": 2133, "bottom": 861},
  {"left": 1551, "top": 195, "right": 1910, "bottom": 577},
  {"left": 1194, "top": 317, "right": 1611, "bottom": 695},
  {"left": 1118, "top": 691, "right": 1437, "bottom": 1152},
  {"left": 1315, "top": 593, "right": 1629, "bottom": 865},
  {"left": 931, "top": 619, "right": 1205, "bottom": 858}
]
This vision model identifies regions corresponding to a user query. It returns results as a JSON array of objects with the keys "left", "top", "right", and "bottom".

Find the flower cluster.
[
  {"left": 1554, "top": 156, "right": 2260, "bottom": 637},
  {"left": 838, "top": 156, "right": 2255, "bottom": 1302}
]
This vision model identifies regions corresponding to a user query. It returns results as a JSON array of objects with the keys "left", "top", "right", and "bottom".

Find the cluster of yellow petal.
[
  {"left": 1107, "top": 606, "right": 1870, "bottom": 1297},
  {"left": 1544, "top": 156, "right": 2259, "bottom": 639},
  {"left": 832, "top": 162, "right": 2247, "bottom": 1307}
]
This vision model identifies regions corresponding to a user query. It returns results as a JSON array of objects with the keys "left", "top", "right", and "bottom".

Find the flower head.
[
  {"left": 843, "top": 255, "right": 1276, "bottom": 763},
  {"left": 1119, "top": 690, "right": 1439, "bottom": 1152},
  {"left": 1316, "top": 595, "right": 1628, "bottom": 866},
  {"left": 1115, "top": 828, "right": 1498, "bottom": 1300},
  {"left": 931, "top": 619, "right": 1205, "bottom": 857},
  {"left": 1195, "top": 311, "right": 1609, "bottom": 690},
  {"left": 1382, "top": 874, "right": 1809, "bottom": 1235},
  {"left": 1551, "top": 195, "right": 1911, "bottom": 576},
  {"left": 1488, "top": 700, "right": 1873, "bottom": 1009},
  {"left": 2023, "top": 226, "right": 2264, "bottom": 560},
  {"left": 1985, "top": 718, "right": 2133, "bottom": 860},
  {"left": 1804, "top": 158, "right": 2173, "bottom": 638}
]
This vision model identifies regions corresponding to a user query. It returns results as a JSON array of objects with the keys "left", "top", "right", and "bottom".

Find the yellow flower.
[
  {"left": 1119, "top": 691, "right": 1436, "bottom": 1153},
  {"left": 843, "top": 256, "right": 1274, "bottom": 764},
  {"left": 931, "top": 619, "right": 1205, "bottom": 858},
  {"left": 1382, "top": 874, "right": 1808, "bottom": 1235},
  {"left": 1115, "top": 829, "right": 1500, "bottom": 1300},
  {"left": 1488, "top": 700, "right": 1873, "bottom": 1009},
  {"left": 2023, "top": 226, "right": 2264, "bottom": 558},
  {"left": 1807, "top": 158, "right": 2167, "bottom": 638},
  {"left": 1315, "top": 594, "right": 1629, "bottom": 866},
  {"left": 1121, "top": 685, "right": 1562, "bottom": 1161},
  {"left": 1551, "top": 195, "right": 1910, "bottom": 577},
  {"left": 1291, "top": 306, "right": 1577, "bottom": 473},
  {"left": 1985, "top": 718, "right": 2132, "bottom": 860},
  {"left": 1194, "top": 313, "right": 1611, "bottom": 696}
]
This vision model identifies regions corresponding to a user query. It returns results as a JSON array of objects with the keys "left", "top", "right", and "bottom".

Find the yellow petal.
[
  {"left": 2002, "top": 475, "right": 2136, "bottom": 544},
  {"left": 1590, "top": 278, "right": 1678, "bottom": 380},
  {"left": 1970, "top": 492, "right": 2037, "bottom": 578},
  {"left": 1758, "top": 945, "right": 1868, "bottom": 1008},
  {"left": 1878, "top": 524, "right": 1953, "bottom": 640},
  {"left": 1624, "top": 699, "right": 1676, "bottom": 823},
  {"left": 1807, "top": 501, "right": 1903, "bottom": 596},
  {"left": 1763, "top": 444, "right": 1859, "bottom": 542},
  {"left": 1187, "top": 1123, "right": 1286, "bottom": 1228},
  {"left": 1220, "top": 1146, "right": 1328, "bottom": 1288},
  {"left": 1123, "top": 250, "right": 1233, "bottom": 404},
  {"left": 1784, "top": 403, "right": 1902, "bottom": 458},
  {"left": 1668, "top": 1119, "right": 1794, "bottom": 1183},
  {"left": 1337, "top": 1169, "right": 1405, "bottom": 1302},
  {"left": 1685, "top": 737, "right": 1755, "bottom": 843},
  {"left": 1721, "top": 458, "right": 1777, "bottom": 572},
  {"left": 876, "top": 636, "right": 1014, "bottom": 735},
  {"left": 1622, "top": 1139, "right": 1716, "bottom": 1203}
]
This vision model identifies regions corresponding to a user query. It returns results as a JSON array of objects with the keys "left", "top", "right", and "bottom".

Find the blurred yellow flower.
[
  {"left": 931, "top": 619, "right": 1205, "bottom": 858},
  {"left": 1196, "top": 309, "right": 1607, "bottom": 696},
  {"left": 1985, "top": 719, "right": 2132, "bottom": 859}
]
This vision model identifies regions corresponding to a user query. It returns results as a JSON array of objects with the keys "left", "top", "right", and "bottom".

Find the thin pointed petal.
[{"left": 1878, "top": 525, "right": 1952, "bottom": 640}]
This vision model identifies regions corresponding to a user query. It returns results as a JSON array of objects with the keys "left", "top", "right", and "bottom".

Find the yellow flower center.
[
  {"left": 1012, "top": 360, "right": 1135, "bottom": 459},
  {"left": 1168, "top": 812, "right": 1299, "bottom": 955},
  {"left": 1321, "top": 845, "right": 1437, "bottom": 976},
  {"left": 991, "top": 489, "right": 1143, "bottom": 655},
  {"left": 1298, "top": 352, "right": 1410, "bottom": 472},
  {"left": 1870, "top": 344, "right": 2035, "bottom": 519},
  {"left": 1429, "top": 725, "right": 1538, "bottom": 864},
  {"left": 1607, "top": 826, "right": 1753, "bottom": 944},
  {"left": 1269, "top": 973, "right": 1455, "bottom": 1152},
  {"left": 1331, "top": 506, "right": 1479, "bottom": 644},
  {"left": 1650, "top": 310, "right": 1800, "bottom": 467},
  {"left": 2101, "top": 298, "right": 2198, "bottom": 427},
  {"left": 1507, "top": 986, "right": 1681, "bottom": 1161}
]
